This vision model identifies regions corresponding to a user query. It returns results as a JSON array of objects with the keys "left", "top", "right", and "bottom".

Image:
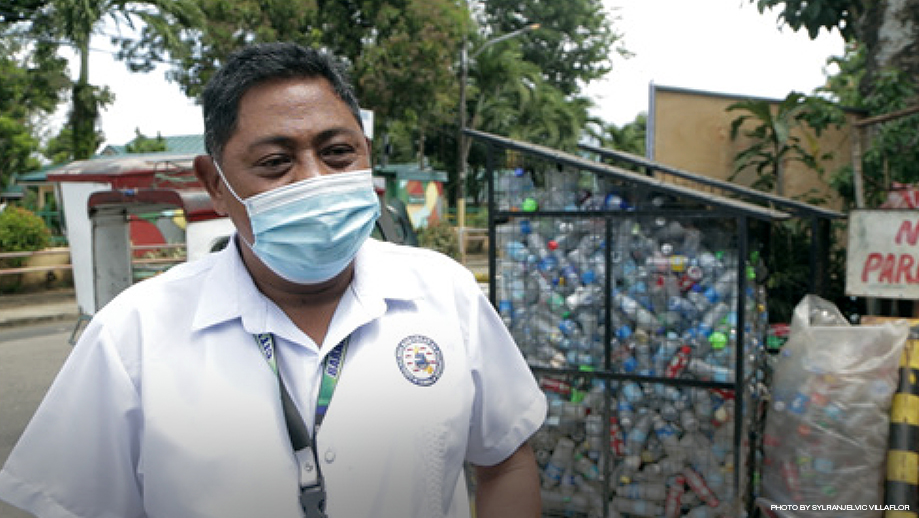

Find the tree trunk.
[
  {"left": 70, "top": 39, "right": 97, "bottom": 159},
  {"left": 858, "top": 0, "right": 919, "bottom": 100}
]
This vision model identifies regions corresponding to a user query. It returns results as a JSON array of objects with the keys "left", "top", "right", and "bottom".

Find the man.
[{"left": 0, "top": 43, "right": 546, "bottom": 517}]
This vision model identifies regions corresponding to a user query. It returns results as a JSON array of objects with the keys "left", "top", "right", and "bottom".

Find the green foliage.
[
  {"left": 0, "top": 206, "right": 51, "bottom": 254},
  {"left": 761, "top": 219, "right": 849, "bottom": 323},
  {"left": 818, "top": 40, "right": 864, "bottom": 107},
  {"left": 125, "top": 128, "right": 167, "bottom": 153},
  {"left": 750, "top": 0, "right": 859, "bottom": 40},
  {"left": 483, "top": 0, "right": 626, "bottom": 96},
  {"left": 727, "top": 92, "right": 845, "bottom": 196},
  {"left": 818, "top": 41, "right": 919, "bottom": 208},
  {"left": 467, "top": 207, "right": 489, "bottom": 228},
  {"left": 857, "top": 69, "right": 919, "bottom": 206},
  {"left": 0, "top": 38, "right": 69, "bottom": 187},
  {"left": 417, "top": 219, "right": 459, "bottom": 260},
  {"left": 21, "top": 0, "right": 203, "bottom": 159},
  {"left": 156, "top": 0, "right": 620, "bottom": 214},
  {"left": 587, "top": 113, "right": 647, "bottom": 155}
]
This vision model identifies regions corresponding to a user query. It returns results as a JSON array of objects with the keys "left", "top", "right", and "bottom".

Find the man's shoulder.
[
  {"left": 364, "top": 238, "right": 465, "bottom": 274},
  {"left": 97, "top": 249, "right": 225, "bottom": 319}
]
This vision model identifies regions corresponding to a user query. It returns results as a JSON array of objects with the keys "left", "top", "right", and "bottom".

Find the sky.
[{"left": 65, "top": 0, "right": 847, "bottom": 148}]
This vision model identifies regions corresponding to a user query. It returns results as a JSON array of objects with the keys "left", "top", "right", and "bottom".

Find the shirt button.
[{"left": 324, "top": 449, "right": 336, "bottom": 463}]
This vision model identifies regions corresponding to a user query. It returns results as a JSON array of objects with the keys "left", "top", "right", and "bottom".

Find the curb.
[{"left": 0, "top": 307, "right": 81, "bottom": 329}]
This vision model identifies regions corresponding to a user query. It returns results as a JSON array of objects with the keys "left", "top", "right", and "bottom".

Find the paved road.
[{"left": 0, "top": 321, "right": 74, "bottom": 518}]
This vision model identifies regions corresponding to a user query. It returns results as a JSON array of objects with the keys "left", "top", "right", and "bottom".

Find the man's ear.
[{"left": 193, "top": 155, "right": 228, "bottom": 216}]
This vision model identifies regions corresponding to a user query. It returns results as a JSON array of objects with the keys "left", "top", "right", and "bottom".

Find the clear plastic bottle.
[
  {"left": 625, "top": 412, "right": 654, "bottom": 456},
  {"left": 652, "top": 415, "right": 682, "bottom": 457},
  {"left": 665, "top": 475, "right": 686, "bottom": 518},
  {"left": 617, "top": 481, "right": 668, "bottom": 501},
  {"left": 683, "top": 466, "right": 720, "bottom": 508},
  {"left": 611, "top": 497, "right": 664, "bottom": 516},
  {"left": 541, "top": 437, "right": 576, "bottom": 488},
  {"left": 505, "top": 167, "right": 535, "bottom": 211}
]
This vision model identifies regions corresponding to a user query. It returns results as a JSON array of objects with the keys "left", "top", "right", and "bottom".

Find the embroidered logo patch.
[{"left": 396, "top": 335, "right": 444, "bottom": 386}]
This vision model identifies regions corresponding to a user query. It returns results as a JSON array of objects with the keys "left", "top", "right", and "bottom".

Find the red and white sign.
[{"left": 847, "top": 209, "right": 919, "bottom": 299}]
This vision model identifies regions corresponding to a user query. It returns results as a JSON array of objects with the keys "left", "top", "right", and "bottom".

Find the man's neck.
[{"left": 237, "top": 236, "right": 353, "bottom": 346}]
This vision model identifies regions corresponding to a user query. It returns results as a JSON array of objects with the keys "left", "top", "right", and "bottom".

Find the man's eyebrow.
[
  {"left": 244, "top": 126, "right": 363, "bottom": 153},
  {"left": 314, "top": 126, "right": 364, "bottom": 142}
]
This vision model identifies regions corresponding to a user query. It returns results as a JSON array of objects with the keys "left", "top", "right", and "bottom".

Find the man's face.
[{"left": 200, "top": 76, "right": 371, "bottom": 244}]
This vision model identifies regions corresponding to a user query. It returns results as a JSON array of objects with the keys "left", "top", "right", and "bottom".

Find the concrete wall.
[{"left": 650, "top": 85, "right": 859, "bottom": 211}]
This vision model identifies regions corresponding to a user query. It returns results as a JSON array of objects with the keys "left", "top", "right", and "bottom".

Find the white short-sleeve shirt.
[{"left": 0, "top": 238, "right": 546, "bottom": 518}]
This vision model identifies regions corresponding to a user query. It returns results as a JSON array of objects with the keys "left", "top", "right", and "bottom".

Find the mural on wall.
[{"left": 403, "top": 179, "right": 444, "bottom": 229}]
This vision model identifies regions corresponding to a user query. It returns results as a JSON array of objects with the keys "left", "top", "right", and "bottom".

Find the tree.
[
  {"left": 125, "top": 128, "right": 167, "bottom": 153},
  {"left": 754, "top": 0, "right": 919, "bottom": 207},
  {"left": 750, "top": 0, "right": 919, "bottom": 101},
  {"left": 481, "top": 0, "right": 626, "bottom": 97},
  {"left": 355, "top": 0, "right": 465, "bottom": 169},
  {"left": 727, "top": 92, "right": 844, "bottom": 197},
  {"left": 587, "top": 113, "right": 647, "bottom": 157},
  {"left": 0, "top": 36, "right": 69, "bottom": 186},
  {"left": 159, "top": 0, "right": 464, "bottom": 171},
  {"left": 26, "top": 0, "right": 202, "bottom": 159}
]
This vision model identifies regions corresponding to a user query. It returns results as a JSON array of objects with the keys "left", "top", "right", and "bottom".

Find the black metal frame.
[{"left": 472, "top": 129, "right": 787, "bottom": 516}]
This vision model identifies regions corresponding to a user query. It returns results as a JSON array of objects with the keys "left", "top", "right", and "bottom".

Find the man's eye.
[
  {"left": 324, "top": 145, "right": 356, "bottom": 159},
  {"left": 257, "top": 156, "right": 292, "bottom": 169}
]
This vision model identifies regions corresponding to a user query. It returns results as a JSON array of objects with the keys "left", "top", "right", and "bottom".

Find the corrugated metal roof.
[{"left": 99, "top": 134, "right": 205, "bottom": 156}]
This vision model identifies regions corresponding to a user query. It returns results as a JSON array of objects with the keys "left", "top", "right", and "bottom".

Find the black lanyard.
[{"left": 254, "top": 333, "right": 349, "bottom": 518}]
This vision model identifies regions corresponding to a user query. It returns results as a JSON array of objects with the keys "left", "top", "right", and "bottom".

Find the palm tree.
[{"left": 33, "top": 0, "right": 202, "bottom": 159}]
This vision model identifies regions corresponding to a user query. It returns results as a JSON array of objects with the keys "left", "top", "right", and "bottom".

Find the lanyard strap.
[
  {"left": 255, "top": 333, "right": 349, "bottom": 440},
  {"left": 254, "top": 332, "right": 349, "bottom": 517}
]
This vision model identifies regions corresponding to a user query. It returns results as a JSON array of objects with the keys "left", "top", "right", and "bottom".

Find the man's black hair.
[{"left": 202, "top": 42, "right": 363, "bottom": 160}]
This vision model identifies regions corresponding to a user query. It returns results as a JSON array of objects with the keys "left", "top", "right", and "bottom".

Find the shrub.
[
  {"left": 0, "top": 206, "right": 51, "bottom": 257},
  {"left": 418, "top": 219, "right": 460, "bottom": 260}
]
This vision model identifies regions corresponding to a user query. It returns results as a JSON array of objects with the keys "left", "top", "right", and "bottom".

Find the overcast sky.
[{"left": 65, "top": 0, "right": 846, "bottom": 147}]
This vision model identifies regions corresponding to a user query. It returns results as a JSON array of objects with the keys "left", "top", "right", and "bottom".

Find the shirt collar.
[
  {"left": 192, "top": 236, "right": 270, "bottom": 333},
  {"left": 192, "top": 236, "right": 425, "bottom": 336}
]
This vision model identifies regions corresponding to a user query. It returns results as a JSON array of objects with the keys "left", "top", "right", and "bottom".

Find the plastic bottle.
[
  {"left": 621, "top": 381, "right": 644, "bottom": 404},
  {"left": 540, "top": 489, "right": 567, "bottom": 514},
  {"left": 559, "top": 468, "right": 578, "bottom": 497},
  {"left": 683, "top": 466, "right": 719, "bottom": 507},
  {"left": 651, "top": 415, "right": 682, "bottom": 457},
  {"left": 617, "top": 399, "right": 636, "bottom": 431},
  {"left": 614, "top": 291, "right": 657, "bottom": 331},
  {"left": 542, "top": 437, "right": 576, "bottom": 488},
  {"left": 665, "top": 475, "right": 686, "bottom": 518},
  {"left": 668, "top": 295, "right": 700, "bottom": 321},
  {"left": 659, "top": 402, "right": 679, "bottom": 422},
  {"left": 691, "top": 388, "right": 713, "bottom": 417},
  {"left": 574, "top": 453, "right": 600, "bottom": 481},
  {"left": 625, "top": 412, "right": 654, "bottom": 455},
  {"left": 503, "top": 168, "right": 523, "bottom": 210},
  {"left": 712, "top": 269, "right": 738, "bottom": 301},
  {"left": 699, "top": 302, "right": 731, "bottom": 336},
  {"left": 611, "top": 497, "right": 664, "bottom": 517},
  {"left": 657, "top": 455, "right": 687, "bottom": 476},
  {"left": 686, "top": 284, "right": 712, "bottom": 315},
  {"left": 680, "top": 408, "right": 700, "bottom": 433},
  {"left": 665, "top": 345, "right": 693, "bottom": 378},
  {"left": 617, "top": 482, "right": 668, "bottom": 501},
  {"left": 687, "top": 358, "right": 734, "bottom": 383},
  {"left": 610, "top": 416, "right": 626, "bottom": 456},
  {"left": 781, "top": 458, "right": 804, "bottom": 502}
]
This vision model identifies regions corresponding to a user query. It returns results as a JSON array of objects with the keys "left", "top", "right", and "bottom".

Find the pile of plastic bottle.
[
  {"left": 493, "top": 167, "right": 769, "bottom": 516},
  {"left": 533, "top": 377, "right": 742, "bottom": 517}
]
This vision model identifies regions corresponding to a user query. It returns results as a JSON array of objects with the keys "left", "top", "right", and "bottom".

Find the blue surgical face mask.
[{"left": 213, "top": 161, "right": 380, "bottom": 284}]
